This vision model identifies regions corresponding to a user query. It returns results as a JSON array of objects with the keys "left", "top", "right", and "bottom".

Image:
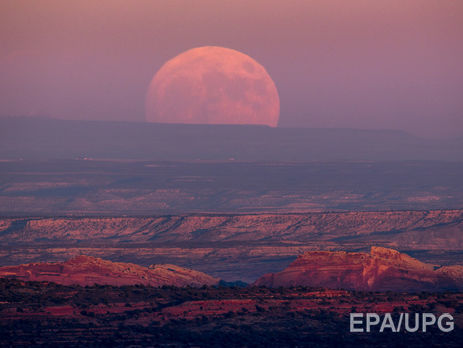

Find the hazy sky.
[{"left": 1, "top": 0, "right": 462, "bottom": 137}]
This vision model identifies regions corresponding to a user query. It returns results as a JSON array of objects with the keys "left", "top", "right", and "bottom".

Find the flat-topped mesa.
[
  {"left": 0, "top": 255, "right": 219, "bottom": 287},
  {"left": 253, "top": 247, "right": 463, "bottom": 291},
  {"left": 1, "top": 210, "right": 462, "bottom": 248}
]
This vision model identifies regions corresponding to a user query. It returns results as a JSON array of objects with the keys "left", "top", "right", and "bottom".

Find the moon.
[{"left": 145, "top": 46, "right": 280, "bottom": 127}]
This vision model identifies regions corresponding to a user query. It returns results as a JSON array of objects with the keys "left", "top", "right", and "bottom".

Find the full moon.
[{"left": 145, "top": 46, "right": 280, "bottom": 127}]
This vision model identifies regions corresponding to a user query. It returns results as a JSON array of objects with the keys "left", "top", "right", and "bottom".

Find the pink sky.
[{"left": 1, "top": 0, "right": 462, "bottom": 137}]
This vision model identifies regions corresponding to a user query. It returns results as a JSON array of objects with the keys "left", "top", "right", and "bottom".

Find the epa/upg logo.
[{"left": 350, "top": 313, "right": 454, "bottom": 333}]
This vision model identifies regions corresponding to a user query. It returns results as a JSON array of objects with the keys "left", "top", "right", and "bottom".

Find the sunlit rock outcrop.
[
  {"left": 253, "top": 247, "right": 463, "bottom": 291},
  {"left": 0, "top": 255, "right": 219, "bottom": 287}
]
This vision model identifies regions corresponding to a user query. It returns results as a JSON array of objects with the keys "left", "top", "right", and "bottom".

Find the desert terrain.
[
  {"left": 0, "top": 279, "right": 462, "bottom": 347},
  {"left": 1, "top": 159, "right": 462, "bottom": 215},
  {"left": 1, "top": 130, "right": 462, "bottom": 345},
  {"left": 1, "top": 209, "right": 462, "bottom": 282},
  {"left": 254, "top": 246, "right": 463, "bottom": 291}
]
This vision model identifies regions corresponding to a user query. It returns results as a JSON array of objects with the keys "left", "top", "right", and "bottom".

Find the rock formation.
[
  {"left": 1, "top": 210, "right": 462, "bottom": 247},
  {"left": 0, "top": 255, "right": 219, "bottom": 287},
  {"left": 253, "top": 247, "right": 463, "bottom": 291}
]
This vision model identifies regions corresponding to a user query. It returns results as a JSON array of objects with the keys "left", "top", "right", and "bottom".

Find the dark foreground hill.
[{"left": 0, "top": 279, "right": 462, "bottom": 347}]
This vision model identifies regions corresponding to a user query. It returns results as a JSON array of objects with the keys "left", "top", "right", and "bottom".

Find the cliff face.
[
  {"left": 0, "top": 210, "right": 462, "bottom": 283},
  {"left": 0, "top": 255, "right": 219, "bottom": 287},
  {"left": 253, "top": 247, "right": 463, "bottom": 291},
  {"left": 0, "top": 209, "right": 462, "bottom": 249}
]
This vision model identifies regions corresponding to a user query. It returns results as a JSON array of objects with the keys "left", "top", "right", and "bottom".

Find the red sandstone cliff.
[
  {"left": 0, "top": 255, "right": 219, "bottom": 287},
  {"left": 253, "top": 247, "right": 463, "bottom": 291}
]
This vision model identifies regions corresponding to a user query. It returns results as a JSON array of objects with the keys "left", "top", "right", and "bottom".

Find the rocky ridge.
[
  {"left": 1, "top": 209, "right": 462, "bottom": 249},
  {"left": 253, "top": 247, "right": 463, "bottom": 291},
  {"left": 0, "top": 255, "right": 219, "bottom": 287}
]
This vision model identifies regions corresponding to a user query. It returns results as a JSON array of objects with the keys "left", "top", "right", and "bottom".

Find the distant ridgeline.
[{"left": 1, "top": 116, "right": 462, "bottom": 161}]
